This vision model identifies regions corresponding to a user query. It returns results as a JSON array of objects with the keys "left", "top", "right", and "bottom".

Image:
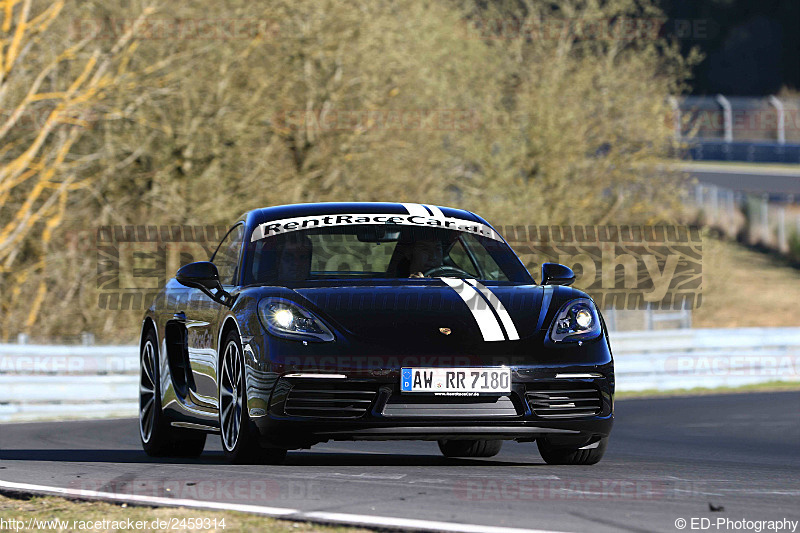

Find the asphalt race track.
[{"left": 1, "top": 392, "right": 799, "bottom": 533}]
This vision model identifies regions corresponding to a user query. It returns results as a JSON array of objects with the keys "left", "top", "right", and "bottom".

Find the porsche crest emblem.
[{"left": 439, "top": 327, "right": 452, "bottom": 336}]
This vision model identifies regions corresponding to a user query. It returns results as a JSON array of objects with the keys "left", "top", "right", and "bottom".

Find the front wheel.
[
  {"left": 537, "top": 436, "right": 608, "bottom": 465},
  {"left": 438, "top": 439, "right": 502, "bottom": 458},
  {"left": 219, "top": 331, "right": 286, "bottom": 464},
  {"left": 139, "top": 329, "right": 206, "bottom": 457}
]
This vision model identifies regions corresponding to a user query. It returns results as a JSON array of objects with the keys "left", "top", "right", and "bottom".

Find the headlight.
[
  {"left": 548, "top": 298, "right": 601, "bottom": 343},
  {"left": 258, "top": 298, "right": 334, "bottom": 342}
]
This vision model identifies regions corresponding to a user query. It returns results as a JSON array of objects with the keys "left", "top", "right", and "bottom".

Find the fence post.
[
  {"left": 777, "top": 206, "right": 787, "bottom": 253},
  {"left": 605, "top": 307, "right": 617, "bottom": 332},
  {"left": 761, "top": 194, "right": 770, "bottom": 245},
  {"left": 680, "top": 299, "right": 692, "bottom": 329},
  {"left": 726, "top": 189, "right": 736, "bottom": 237},
  {"left": 769, "top": 96, "right": 786, "bottom": 145},
  {"left": 716, "top": 94, "right": 733, "bottom": 143},
  {"left": 796, "top": 214, "right": 800, "bottom": 242},
  {"left": 668, "top": 96, "right": 681, "bottom": 141},
  {"left": 710, "top": 185, "right": 719, "bottom": 226},
  {"left": 645, "top": 304, "right": 653, "bottom": 331}
]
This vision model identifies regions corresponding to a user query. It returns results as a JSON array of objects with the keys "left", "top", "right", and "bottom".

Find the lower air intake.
[
  {"left": 284, "top": 381, "right": 378, "bottom": 418},
  {"left": 525, "top": 383, "right": 602, "bottom": 419}
]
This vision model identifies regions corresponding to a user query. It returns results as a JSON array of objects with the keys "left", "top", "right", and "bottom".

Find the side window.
[{"left": 211, "top": 224, "right": 244, "bottom": 285}]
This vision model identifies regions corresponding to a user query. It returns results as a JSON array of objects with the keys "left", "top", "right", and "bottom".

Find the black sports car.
[{"left": 139, "top": 202, "right": 614, "bottom": 464}]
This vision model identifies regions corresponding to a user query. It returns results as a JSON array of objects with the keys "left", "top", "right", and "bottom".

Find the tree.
[{"left": 0, "top": 0, "right": 152, "bottom": 340}]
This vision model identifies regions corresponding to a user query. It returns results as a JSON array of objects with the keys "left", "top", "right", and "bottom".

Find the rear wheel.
[
  {"left": 537, "top": 436, "right": 608, "bottom": 465},
  {"left": 219, "top": 331, "right": 286, "bottom": 464},
  {"left": 438, "top": 439, "right": 502, "bottom": 458},
  {"left": 139, "top": 329, "right": 206, "bottom": 457}
]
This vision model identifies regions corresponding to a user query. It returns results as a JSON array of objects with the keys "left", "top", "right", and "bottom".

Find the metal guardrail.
[
  {"left": 684, "top": 140, "right": 800, "bottom": 164},
  {"left": 0, "top": 344, "right": 139, "bottom": 422},
  {"left": 1, "top": 328, "right": 798, "bottom": 421},
  {"left": 613, "top": 327, "right": 800, "bottom": 391},
  {"left": 671, "top": 95, "right": 800, "bottom": 163},
  {"left": 673, "top": 95, "right": 800, "bottom": 144}
]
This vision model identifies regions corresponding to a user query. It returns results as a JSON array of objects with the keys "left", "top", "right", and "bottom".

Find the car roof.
[{"left": 242, "top": 202, "right": 490, "bottom": 229}]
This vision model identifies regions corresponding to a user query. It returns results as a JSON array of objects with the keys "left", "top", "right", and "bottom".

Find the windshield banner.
[{"left": 251, "top": 213, "right": 502, "bottom": 242}]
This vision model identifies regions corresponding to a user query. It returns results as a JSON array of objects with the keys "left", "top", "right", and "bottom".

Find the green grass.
[
  {"left": 616, "top": 380, "right": 800, "bottom": 400},
  {"left": 695, "top": 239, "right": 800, "bottom": 328}
]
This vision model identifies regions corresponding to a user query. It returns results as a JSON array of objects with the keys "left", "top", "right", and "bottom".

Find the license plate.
[{"left": 400, "top": 367, "right": 511, "bottom": 394}]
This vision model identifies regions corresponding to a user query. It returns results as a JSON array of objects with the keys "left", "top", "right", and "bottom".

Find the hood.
[{"left": 292, "top": 280, "right": 552, "bottom": 350}]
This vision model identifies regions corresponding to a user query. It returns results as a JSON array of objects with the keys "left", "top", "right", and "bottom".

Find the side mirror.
[
  {"left": 176, "top": 261, "right": 233, "bottom": 306},
  {"left": 541, "top": 262, "right": 575, "bottom": 286}
]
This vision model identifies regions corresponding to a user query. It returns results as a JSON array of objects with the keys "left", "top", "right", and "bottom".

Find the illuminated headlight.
[
  {"left": 258, "top": 298, "right": 334, "bottom": 342},
  {"left": 549, "top": 298, "right": 602, "bottom": 343},
  {"left": 273, "top": 309, "right": 294, "bottom": 329},
  {"left": 575, "top": 309, "right": 593, "bottom": 329}
]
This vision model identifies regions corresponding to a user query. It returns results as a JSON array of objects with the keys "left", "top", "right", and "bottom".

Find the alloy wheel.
[
  {"left": 139, "top": 340, "right": 157, "bottom": 442},
  {"left": 220, "top": 340, "right": 243, "bottom": 451}
]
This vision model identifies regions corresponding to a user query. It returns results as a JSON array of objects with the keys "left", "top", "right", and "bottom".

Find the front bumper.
[{"left": 246, "top": 363, "right": 614, "bottom": 449}]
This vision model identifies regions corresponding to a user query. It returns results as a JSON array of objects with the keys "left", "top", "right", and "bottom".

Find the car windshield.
[{"left": 243, "top": 225, "right": 531, "bottom": 285}]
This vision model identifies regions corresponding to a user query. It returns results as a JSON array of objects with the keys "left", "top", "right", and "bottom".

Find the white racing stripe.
[
  {"left": 424, "top": 204, "right": 446, "bottom": 218},
  {"left": 440, "top": 278, "right": 505, "bottom": 342},
  {"left": 400, "top": 202, "right": 430, "bottom": 216},
  {"left": 0, "top": 479, "right": 571, "bottom": 533},
  {"left": 536, "top": 286, "right": 554, "bottom": 330},
  {"left": 401, "top": 202, "right": 445, "bottom": 218},
  {"left": 465, "top": 279, "right": 520, "bottom": 340}
]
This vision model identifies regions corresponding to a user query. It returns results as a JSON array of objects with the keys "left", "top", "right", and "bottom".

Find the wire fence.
[
  {"left": 694, "top": 182, "right": 800, "bottom": 261},
  {"left": 672, "top": 95, "right": 800, "bottom": 163},
  {"left": 672, "top": 95, "right": 800, "bottom": 144}
]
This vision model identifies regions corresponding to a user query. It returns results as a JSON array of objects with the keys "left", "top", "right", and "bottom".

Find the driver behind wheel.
[{"left": 387, "top": 229, "right": 443, "bottom": 278}]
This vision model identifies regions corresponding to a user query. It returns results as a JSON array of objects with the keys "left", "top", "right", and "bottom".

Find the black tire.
[
  {"left": 537, "top": 436, "right": 608, "bottom": 465},
  {"left": 139, "top": 328, "right": 206, "bottom": 457},
  {"left": 218, "top": 330, "right": 287, "bottom": 465},
  {"left": 438, "top": 439, "right": 503, "bottom": 458}
]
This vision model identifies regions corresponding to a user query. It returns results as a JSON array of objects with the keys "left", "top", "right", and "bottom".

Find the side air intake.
[{"left": 284, "top": 381, "right": 379, "bottom": 418}]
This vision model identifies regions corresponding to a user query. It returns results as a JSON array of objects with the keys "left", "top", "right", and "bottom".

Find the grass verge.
[
  {"left": 0, "top": 492, "right": 367, "bottom": 533},
  {"left": 694, "top": 238, "right": 800, "bottom": 328}
]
